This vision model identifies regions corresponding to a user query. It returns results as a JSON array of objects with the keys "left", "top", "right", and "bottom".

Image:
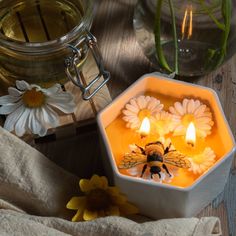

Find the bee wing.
[
  {"left": 163, "top": 151, "right": 191, "bottom": 169},
  {"left": 118, "top": 152, "right": 146, "bottom": 169}
]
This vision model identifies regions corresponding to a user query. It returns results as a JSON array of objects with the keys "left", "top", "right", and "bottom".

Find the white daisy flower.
[
  {"left": 188, "top": 147, "right": 216, "bottom": 175},
  {"left": 153, "top": 111, "right": 175, "bottom": 137},
  {"left": 169, "top": 98, "right": 214, "bottom": 138},
  {"left": 0, "top": 80, "right": 76, "bottom": 137},
  {"left": 122, "top": 95, "right": 164, "bottom": 130}
]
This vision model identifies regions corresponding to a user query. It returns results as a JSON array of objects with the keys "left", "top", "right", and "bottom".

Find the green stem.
[
  {"left": 154, "top": 0, "right": 172, "bottom": 73},
  {"left": 199, "top": 0, "right": 225, "bottom": 31},
  {"left": 205, "top": 0, "right": 231, "bottom": 70},
  {"left": 168, "top": 0, "right": 179, "bottom": 74}
]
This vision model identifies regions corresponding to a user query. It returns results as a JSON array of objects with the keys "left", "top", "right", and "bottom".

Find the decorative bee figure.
[{"left": 119, "top": 141, "right": 191, "bottom": 179}]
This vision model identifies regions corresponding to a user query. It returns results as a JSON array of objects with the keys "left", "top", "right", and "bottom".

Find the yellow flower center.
[
  {"left": 182, "top": 114, "right": 195, "bottom": 126},
  {"left": 192, "top": 155, "right": 204, "bottom": 164},
  {"left": 138, "top": 109, "right": 151, "bottom": 120},
  {"left": 22, "top": 88, "right": 45, "bottom": 108},
  {"left": 87, "top": 189, "right": 111, "bottom": 211}
]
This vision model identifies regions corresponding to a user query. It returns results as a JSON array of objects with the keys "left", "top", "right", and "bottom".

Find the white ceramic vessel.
[{"left": 97, "top": 72, "right": 235, "bottom": 219}]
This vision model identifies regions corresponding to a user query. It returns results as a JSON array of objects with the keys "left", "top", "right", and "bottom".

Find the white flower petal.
[
  {"left": 16, "top": 80, "right": 30, "bottom": 91},
  {"left": 42, "top": 83, "right": 62, "bottom": 95},
  {"left": 193, "top": 104, "right": 206, "bottom": 116},
  {"left": 175, "top": 102, "right": 184, "bottom": 115},
  {"left": 123, "top": 109, "right": 136, "bottom": 116},
  {"left": 137, "top": 96, "right": 146, "bottom": 109},
  {"left": 4, "top": 105, "right": 25, "bottom": 132},
  {"left": 125, "top": 104, "right": 139, "bottom": 113},
  {"left": 0, "top": 95, "right": 20, "bottom": 105},
  {"left": 47, "top": 94, "right": 75, "bottom": 113},
  {"left": 147, "top": 97, "right": 160, "bottom": 111},
  {"left": 182, "top": 99, "right": 188, "bottom": 113},
  {"left": 194, "top": 100, "right": 201, "bottom": 110},
  {"left": 28, "top": 110, "right": 47, "bottom": 136},
  {"left": 14, "top": 108, "right": 31, "bottom": 137},
  {"left": 0, "top": 101, "right": 22, "bottom": 115},
  {"left": 130, "top": 99, "right": 138, "bottom": 108},
  {"left": 41, "top": 106, "right": 59, "bottom": 127},
  {"left": 50, "top": 101, "right": 75, "bottom": 114},
  {"left": 187, "top": 99, "right": 195, "bottom": 113},
  {"left": 8, "top": 87, "right": 22, "bottom": 97}
]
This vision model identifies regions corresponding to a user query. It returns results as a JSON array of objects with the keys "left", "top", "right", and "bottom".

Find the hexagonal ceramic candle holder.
[{"left": 97, "top": 72, "right": 235, "bottom": 219}]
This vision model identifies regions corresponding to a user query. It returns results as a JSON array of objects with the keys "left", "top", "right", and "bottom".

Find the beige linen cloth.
[{"left": 0, "top": 127, "right": 221, "bottom": 236}]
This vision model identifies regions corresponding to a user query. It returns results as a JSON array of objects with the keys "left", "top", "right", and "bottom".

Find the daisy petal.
[
  {"left": 83, "top": 209, "right": 98, "bottom": 221},
  {"left": 125, "top": 104, "right": 139, "bottom": 113},
  {"left": 105, "top": 206, "right": 120, "bottom": 216},
  {"left": 169, "top": 106, "right": 179, "bottom": 116},
  {"left": 0, "top": 101, "right": 22, "bottom": 115},
  {"left": 14, "top": 108, "right": 30, "bottom": 137},
  {"left": 187, "top": 99, "right": 195, "bottom": 113},
  {"left": 42, "top": 83, "right": 62, "bottom": 95},
  {"left": 111, "top": 194, "right": 127, "bottom": 205},
  {"left": 182, "top": 99, "right": 188, "bottom": 113},
  {"left": 4, "top": 105, "right": 25, "bottom": 132},
  {"left": 16, "top": 80, "right": 30, "bottom": 91},
  {"left": 175, "top": 102, "right": 184, "bottom": 115},
  {"left": 28, "top": 110, "right": 47, "bottom": 136},
  {"left": 72, "top": 209, "right": 84, "bottom": 222},
  {"left": 90, "top": 175, "right": 104, "bottom": 190},
  {"left": 193, "top": 104, "right": 206, "bottom": 116},
  {"left": 137, "top": 96, "right": 146, "bottom": 109},
  {"left": 0, "top": 95, "right": 20, "bottom": 105},
  {"left": 8, "top": 87, "right": 22, "bottom": 97},
  {"left": 123, "top": 110, "right": 136, "bottom": 116},
  {"left": 66, "top": 196, "right": 86, "bottom": 210},
  {"left": 119, "top": 202, "right": 139, "bottom": 215},
  {"left": 40, "top": 106, "right": 59, "bottom": 127},
  {"left": 80, "top": 179, "right": 92, "bottom": 193},
  {"left": 47, "top": 94, "right": 75, "bottom": 113}
]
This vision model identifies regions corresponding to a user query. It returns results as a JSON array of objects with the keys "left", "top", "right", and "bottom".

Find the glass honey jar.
[{"left": 0, "top": 0, "right": 109, "bottom": 100}]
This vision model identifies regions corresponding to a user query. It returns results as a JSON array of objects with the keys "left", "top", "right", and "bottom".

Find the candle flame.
[
  {"left": 185, "top": 122, "right": 196, "bottom": 146},
  {"left": 181, "top": 5, "right": 193, "bottom": 40},
  {"left": 139, "top": 117, "right": 150, "bottom": 137}
]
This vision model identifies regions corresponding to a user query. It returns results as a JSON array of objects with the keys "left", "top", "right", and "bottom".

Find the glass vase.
[{"left": 133, "top": 0, "right": 236, "bottom": 77}]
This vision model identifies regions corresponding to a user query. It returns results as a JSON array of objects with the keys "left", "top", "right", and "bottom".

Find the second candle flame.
[
  {"left": 139, "top": 117, "right": 150, "bottom": 138},
  {"left": 185, "top": 122, "right": 196, "bottom": 147}
]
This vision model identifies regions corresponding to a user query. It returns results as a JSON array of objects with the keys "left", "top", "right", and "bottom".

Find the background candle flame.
[
  {"left": 185, "top": 122, "right": 196, "bottom": 146},
  {"left": 139, "top": 117, "right": 150, "bottom": 137},
  {"left": 181, "top": 5, "right": 193, "bottom": 40}
]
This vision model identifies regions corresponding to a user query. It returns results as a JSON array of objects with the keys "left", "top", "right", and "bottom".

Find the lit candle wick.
[
  {"left": 139, "top": 117, "right": 150, "bottom": 138},
  {"left": 185, "top": 122, "right": 196, "bottom": 147}
]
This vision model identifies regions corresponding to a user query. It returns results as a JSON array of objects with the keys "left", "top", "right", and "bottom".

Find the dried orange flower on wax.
[{"left": 66, "top": 175, "right": 138, "bottom": 221}]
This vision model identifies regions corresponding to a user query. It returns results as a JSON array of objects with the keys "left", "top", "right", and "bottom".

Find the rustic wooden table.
[{"left": 37, "top": 1, "right": 236, "bottom": 235}]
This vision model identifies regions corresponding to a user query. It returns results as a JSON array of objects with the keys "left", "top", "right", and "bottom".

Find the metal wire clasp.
[{"left": 65, "top": 31, "right": 110, "bottom": 100}]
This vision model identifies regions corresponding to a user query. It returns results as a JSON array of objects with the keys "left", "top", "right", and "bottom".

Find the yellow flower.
[{"left": 66, "top": 175, "right": 138, "bottom": 222}]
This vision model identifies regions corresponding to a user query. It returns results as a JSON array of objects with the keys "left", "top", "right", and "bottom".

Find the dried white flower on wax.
[
  {"left": 122, "top": 95, "right": 164, "bottom": 130},
  {"left": 153, "top": 111, "right": 176, "bottom": 136},
  {"left": 188, "top": 147, "right": 216, "bottom": 175},
  {"left": 0, "top": 80, "right": 76, "bottom": 137},
  {"left": 169, "top": 98, "right": 214, "bottom": 138}
]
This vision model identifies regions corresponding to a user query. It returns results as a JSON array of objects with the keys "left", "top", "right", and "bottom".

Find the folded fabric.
[{"left": 0, "top": 127, "right": 222, "bottom": 236}]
